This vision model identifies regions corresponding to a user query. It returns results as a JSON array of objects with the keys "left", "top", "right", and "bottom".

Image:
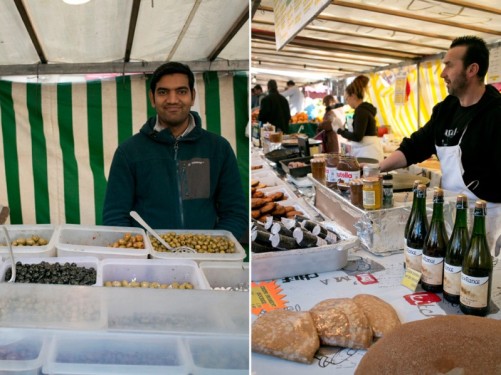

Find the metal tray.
[{"left": 279, "top": 156, "right": 312, "bottom": 178}]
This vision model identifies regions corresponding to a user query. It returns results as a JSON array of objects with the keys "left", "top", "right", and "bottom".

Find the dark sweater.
[
  {"left": 102, "top": 112, "right": 248, "bottom": 239},
  {"left": 398, "top": 84, "right": 501, "bottom": 202},
  {"left": 258, "top": 90, "right": 291, "bottom": 132},
  {"left": 337, "top": 102, "right": 378, "bottom": 142}
]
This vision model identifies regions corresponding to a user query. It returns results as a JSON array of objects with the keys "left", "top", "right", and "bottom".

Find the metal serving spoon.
[{"left": 129, "top": 211, "right": 196, "bottom": 253}]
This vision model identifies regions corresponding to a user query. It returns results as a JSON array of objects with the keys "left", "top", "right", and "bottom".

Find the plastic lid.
[{"left": 383, "top": 173, "right": 393, "bottom": 180}]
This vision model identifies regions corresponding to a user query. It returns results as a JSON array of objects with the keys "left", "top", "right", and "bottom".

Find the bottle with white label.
[
  {"left": 460, "top": 200, "right": 493, "bottom": 316},
  {"left": 421, "top": 187, "right": 448, "bottom": 293},
  {"left": 443, "top": 194, "right": 469, "bottom": 304},
  {"left": 403, "top": 180, "right": 422, "bottom": 269},
  {"left": 405, "top": 184, "right": 428, "bottom": 273}
]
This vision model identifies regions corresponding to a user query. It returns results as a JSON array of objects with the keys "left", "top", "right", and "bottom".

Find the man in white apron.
[{"left": 379, "top": 35, "right": 501, "bottom": 257}]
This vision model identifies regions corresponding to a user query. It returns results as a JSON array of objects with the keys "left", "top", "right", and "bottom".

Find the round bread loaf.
[{"left": 355, "top": 315, "right": 501, "bottom": 374}]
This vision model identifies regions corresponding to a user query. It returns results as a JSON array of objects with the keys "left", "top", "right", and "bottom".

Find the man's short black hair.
[
  {"left": 254, "top": 84, "right": 263, "bottom": 91},
  {"left": 450, "top": 35, "right": 489, "bottom": 79},
  {"left": 267, "top": 80, "right": 278, "bottom": 91},
  {"left": 287, "top": 80, "right": 295, "bottom": 86},
  {"left": 150, "top": 62, "right": 195, "bottom": 93}
]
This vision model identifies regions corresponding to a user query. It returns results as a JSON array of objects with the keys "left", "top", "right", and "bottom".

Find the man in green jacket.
[{"left": 103, "top": 62, "right": 247, "bottom": 240}]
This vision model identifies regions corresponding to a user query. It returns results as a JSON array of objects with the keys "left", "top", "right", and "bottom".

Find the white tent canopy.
[
  {"left": 0, "top": 0, "right": 249, "bottom": 76},
  {"left": 251, "top": 0, "right": 501, "bottom": 88}
]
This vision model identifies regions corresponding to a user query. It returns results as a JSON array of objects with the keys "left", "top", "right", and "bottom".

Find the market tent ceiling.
[
  {"left": 251, "top": 0, "right": 501, "bottom": 89},
  {"left": 0, "top": 0, "right": 249, "bottom": 77}
]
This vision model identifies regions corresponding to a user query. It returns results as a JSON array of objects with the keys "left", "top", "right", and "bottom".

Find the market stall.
[
  {"left": 250, "top": 146, "right": 501, "bottom": 373},
  {"left": 0, "top": 1, "right": 250, "bottom": 372}
]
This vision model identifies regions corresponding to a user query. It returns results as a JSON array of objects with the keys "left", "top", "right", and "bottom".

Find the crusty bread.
[
  {"left": 252, "top": 310, "right": 320, "bottom": 364},
  {"left": 355, "top": 315, "right": 501, "bottom": 375},
  {"left": 353, "top": 294, "right": 401, "bottom": 338},
  {"left": 309, "top": 298, "right": 372, "bottom": 349}
]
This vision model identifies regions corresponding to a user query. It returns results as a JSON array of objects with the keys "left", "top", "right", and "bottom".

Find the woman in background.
[
  {"left": 316, "top": 95, "right": 341, "bottom": 153},
  {"left": 336, "top": 75, "right": 384, "bottom": 161}
]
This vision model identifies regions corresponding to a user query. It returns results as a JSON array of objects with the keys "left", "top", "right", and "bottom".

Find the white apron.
[
  {"left": 350, "top": 135, "right": 384, "bottom": 162},
  {"left": 436, "top": 129, "right": 501, "bottom": 257}
]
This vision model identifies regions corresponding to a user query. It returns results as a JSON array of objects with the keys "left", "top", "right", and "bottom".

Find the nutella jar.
[
  {"left": 336, "top": 155, "right": 361, "bottom": 186},
  {"left": 325, "top": 153, "right": 340, "bottom": 189}
]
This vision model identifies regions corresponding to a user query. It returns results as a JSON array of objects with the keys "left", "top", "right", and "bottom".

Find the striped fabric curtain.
[
  {"left": 367, "top": 59, "right": 447, "bottom": 137},
  {"left": 0, "top": 72, "right": 249, "bottom": 225}
]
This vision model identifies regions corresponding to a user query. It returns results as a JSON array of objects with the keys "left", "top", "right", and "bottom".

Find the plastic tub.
[
  {"left": 0, "top": 330, "right": 48, "bottom": 375},
  {"left": 199, "top": 261, "right": 249, "bottom": 291},
  {"left": 100, "top": 258, "right": 210, "bottom": 290},
  {"left": 0, "top": 281, "right": 106, "bottom": 330},
  {"left": 43, "top": 332, "right": 190, "bottom": 375},
  {"left": 147, "top": 230, "right": 245, "bottom": 263},
  {"left": 185, "top": 335, "right": 249, "bottom": 375},
  {"left": 0, "top": 256, "right": 101, "bottom": 286},
  {"left": 0, "top": 224, "right": 58, "bottom": 259},
  {"left": 56, "top": 224, "right": 150, "bottom": 260}
]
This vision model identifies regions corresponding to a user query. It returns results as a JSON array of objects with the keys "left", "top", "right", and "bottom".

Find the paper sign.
[
  {"left": 401, "top": 267, "right": 422, "bottom": 291},
  {"left": 273, "top": 0, "right": 331, "bottom": 50},
  {"left": 394, "top": 73, "right": 408, "bottom": 105},
  {"left": 251, "top": 280, "right": 288, "bottom": 315}
]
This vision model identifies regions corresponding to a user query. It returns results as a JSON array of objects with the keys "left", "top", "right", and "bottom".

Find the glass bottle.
[
  {"left": 460, "top": 200, "right": 493, "bottom": 316},
  {"left": 382, "top": 173, "right": 394, "bottom": 209},
  {"left": 403, "top": 180, "right": 422, "bottom": 268},
  {"left": 405, "top": 184, "right": 428, "bottom": 272},
  {"left": 421, "top": 187, "right": 448, "bottom": 293},
  {"left": 443, "top": 194, "right": 469, "bottom": 304}
]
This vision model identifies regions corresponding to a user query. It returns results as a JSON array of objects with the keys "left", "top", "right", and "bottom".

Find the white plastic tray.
[
  {"left": 0, "top": 256, "right": 101, "bottom": 286},
  {"left": 43, "top": 332, "right": 190, "bottom": 375},
  {"left": 251, "top": 223, "right": 359, "bottom": 281},
  {"left": 147, "top": 229, "right": 245, "bottom": 263},
  {"left": 0, "top": 330, "right": 48, "bottom": 375},
  {"left": 0, "top": 224, "right": 58, "bottom": 259},
  {"left": 56, "top": 224, "right": 150, "bottom": 260},
  {"left": 100, "top": 258, "right": 210, "bottom": 290},
  {"left": 185, "top": 335, "right": 249, "bottom": 375},
  {"left": 199, "top": 261, "right": 249, "bottom": 290}
]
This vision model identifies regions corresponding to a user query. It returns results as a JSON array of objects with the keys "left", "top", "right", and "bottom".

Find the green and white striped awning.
[{"left": 0, "top": 71, "right": 249, "bottom": 225}]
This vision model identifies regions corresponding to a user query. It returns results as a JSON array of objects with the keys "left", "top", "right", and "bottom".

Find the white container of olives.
[
  {"left": 146, "top": 229, "right": 246, "bottom": 263},
  {"left": 100, "top": 258, "right": 210, "bottom": 290},
  {"left": 0, "top": 224, "right": 58, "bottom": 260},
  {"left": 55, "top": 224, "right": 150, "bottom": 260}
]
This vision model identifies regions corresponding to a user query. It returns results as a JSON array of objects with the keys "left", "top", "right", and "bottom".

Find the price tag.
[{"left": 401, "top": 268, "right": 422, "bottom": 291}]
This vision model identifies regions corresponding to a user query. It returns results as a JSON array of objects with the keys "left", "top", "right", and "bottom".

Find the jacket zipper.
[{"left": 174, "top": 139, "right": 185, "bottom": 227}]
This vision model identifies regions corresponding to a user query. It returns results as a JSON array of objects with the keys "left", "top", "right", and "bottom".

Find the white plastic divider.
[
  {"left": 56, "top": 224, "right": 150, "bottom": 260},
  {"left": 99, "top": 258, "right": 210, "bottom": 290}
]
